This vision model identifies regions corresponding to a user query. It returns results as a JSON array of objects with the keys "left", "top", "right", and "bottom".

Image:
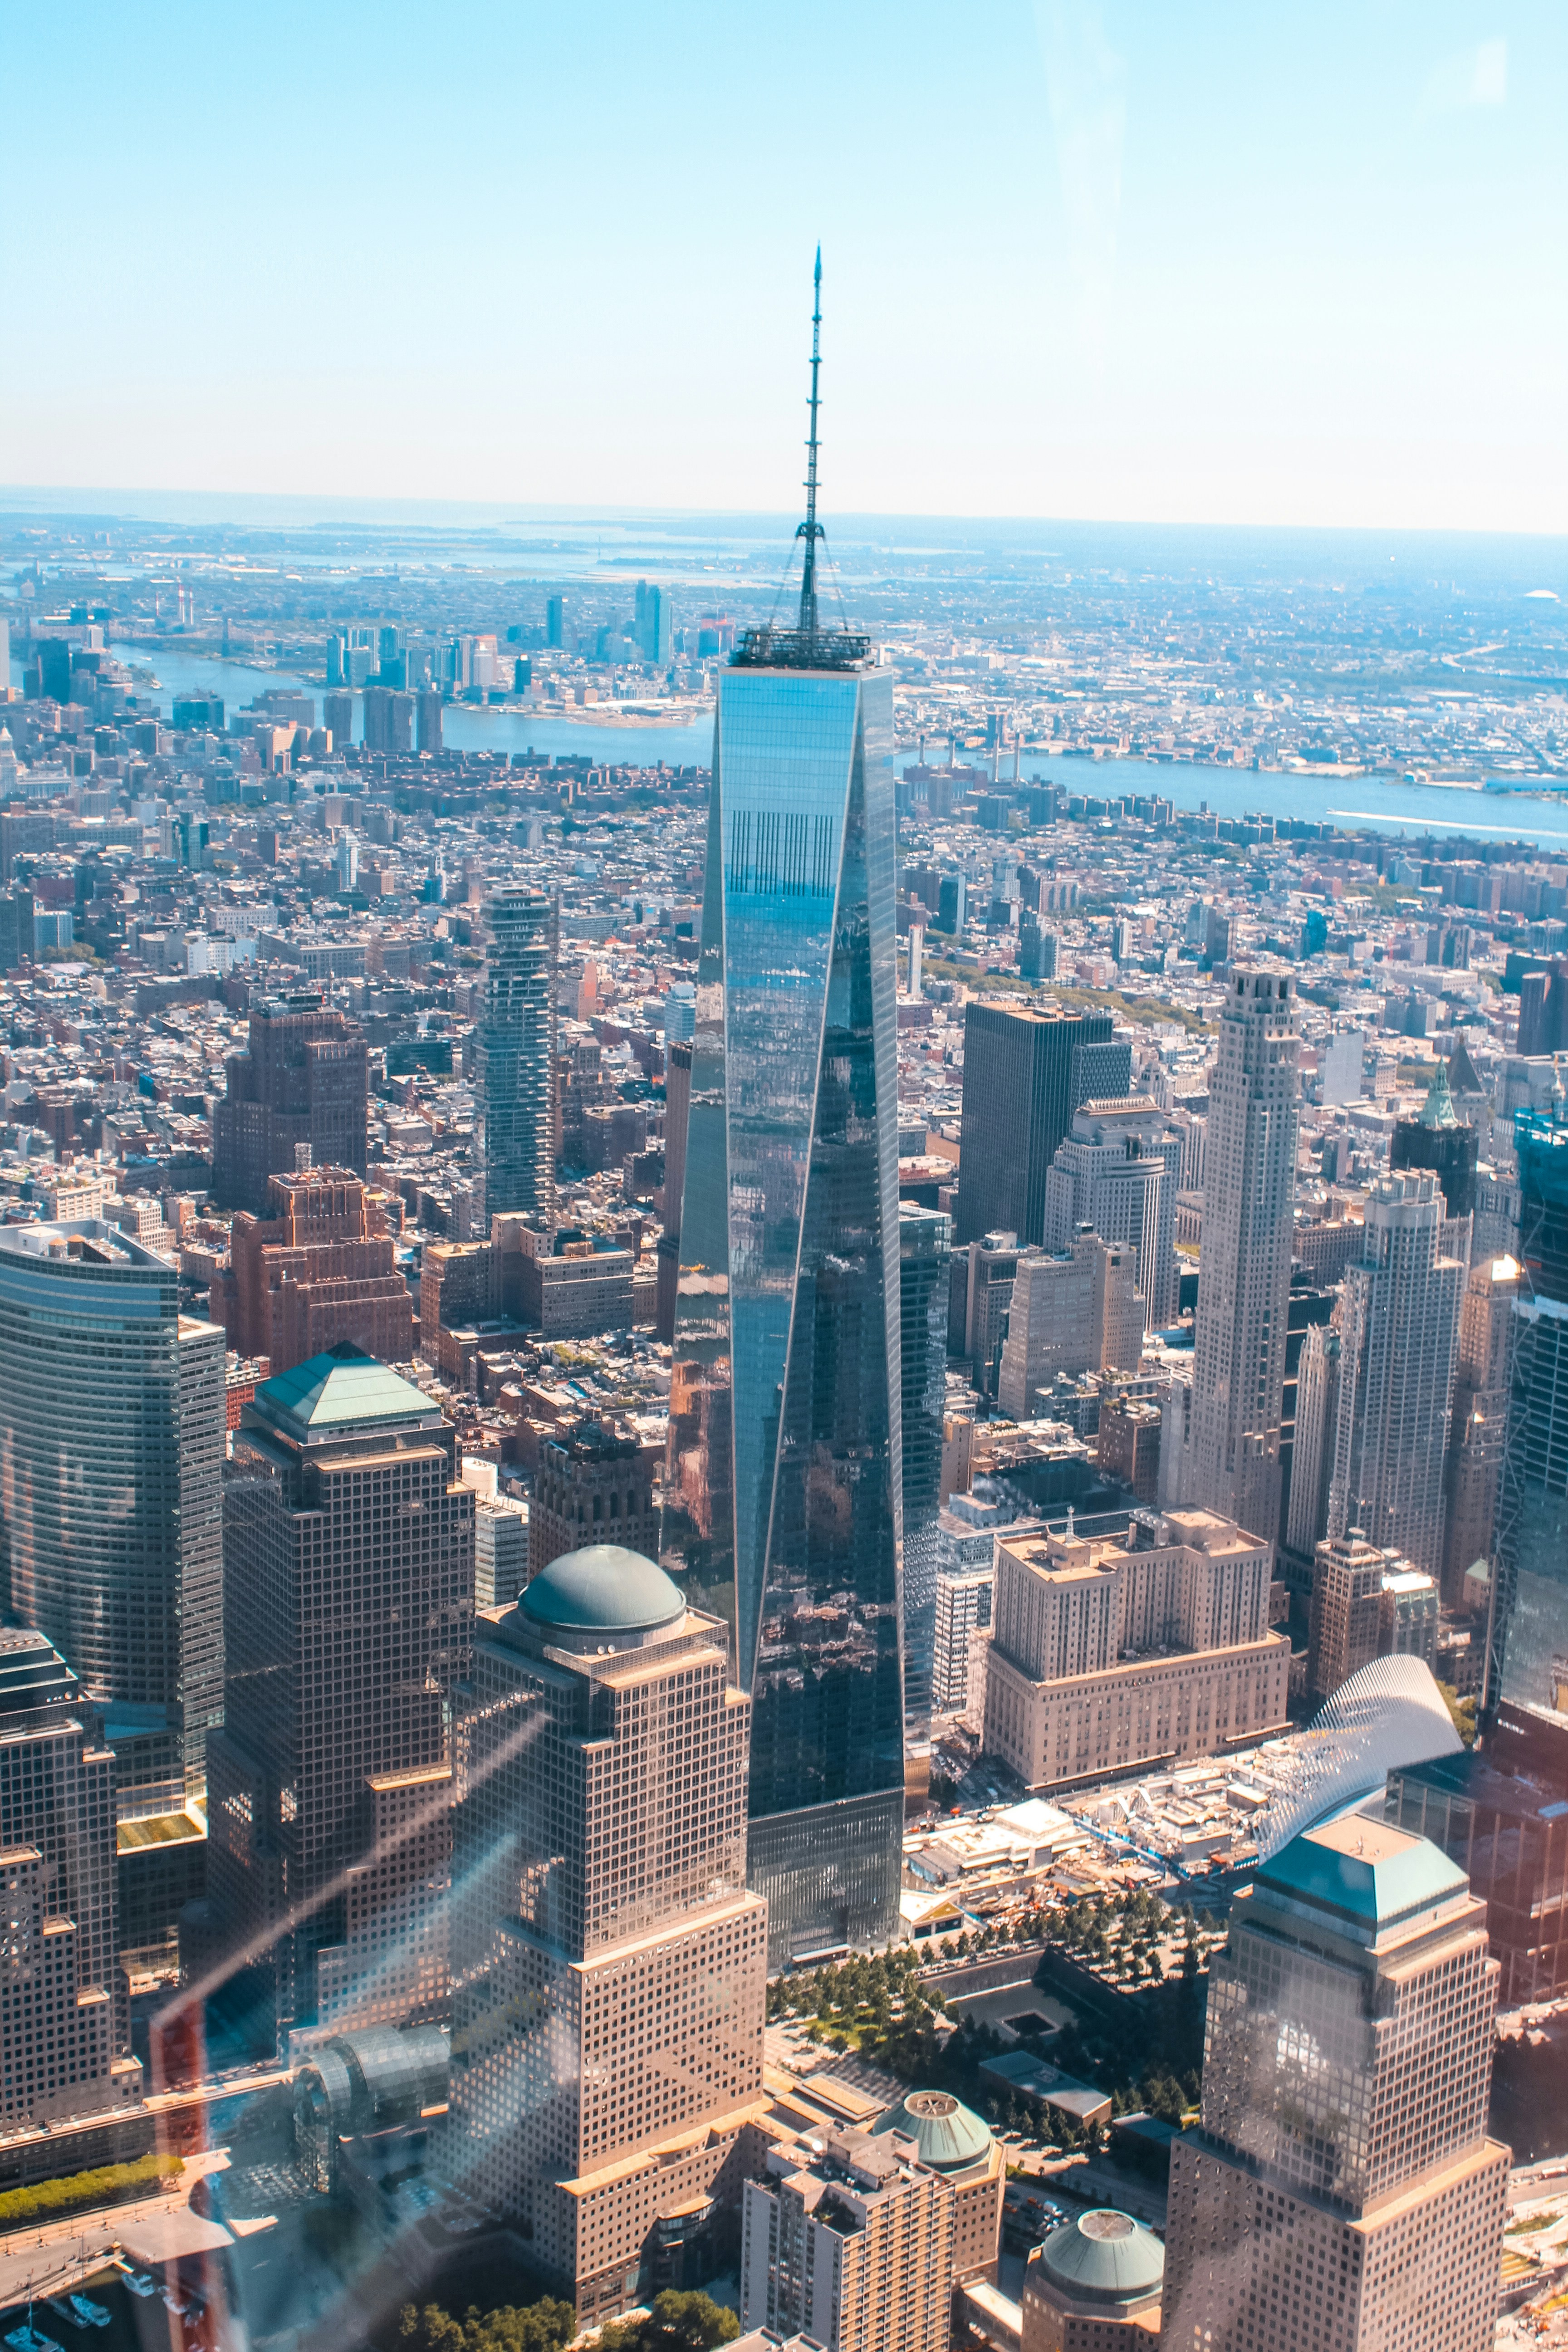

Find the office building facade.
[
  {"left": 216, "top": 1164, "right": 413, "bottom": 1375},
  {"left": 1441, "top": 1250, "right": 1519, "bottom": 1605},
  {"left": 474, "top": 1492, "right": 530, "bottom": 1609},
  {"left": 0, "top": 1629, "right": 144, "bottom": 2154},
  {"left": 449, "top": 1544, "right": 768, "bottom": 2322},
  {"left": 1496, "top": 1103, "right": 1568, "bottom": 1707},
  {"left": 475, "top": 886, "right": 556, "bottom": 1221},
  {"left": 207, "top": 1346, "right": 473, "bottom": 2029},
  {"left": 983, "top": 1509, "right": 1288, "bottom": 1793},
  {"left": 212, "top": 992, "right": 369, "bottom": 1214},
  {"left": 0, "top": 1222, "right": 225, "bottom": 1807},
  {"left": 956, "top": 1004, "right": 1131, "bottom": 1247},
  {"left": 655, "top": 1036, "right": 693, "bottom": 1342},
  {"left": 668, "top": 641, "right": 906, "bottom": 1965},
  {"left": 529, "top": 1418, "right": 658, "bottom": 1580},
  {"left": 1162, "top": 1814, "right": 1509, "bottom": 2352},
  {"left": 996, "top": 1231, "right": 1143, "bottom": 1421},
  {"left": 932, "top": 1567, "right": 994, "bottom": 1715},
  {"left": 1043, "top": 1095, "right": 1183, "bottom": 1328},
  {"left": 900, "top": 1204, "right": 952, "bottom": 1733},
  {"left": 1167, "top": 969, "right": 1301, "bottom": 1546},
  {"left": 1387, "top": 1714, "right": 1568, "bottom": 2005},
  {"left": 952, "top": 1229, "right": 1019, "bottom": 1397},
  {"left": 1325, "top": 1174, "right": 1464, "bottom": 1578}
]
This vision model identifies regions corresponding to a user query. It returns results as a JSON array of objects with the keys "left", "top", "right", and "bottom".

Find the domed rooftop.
[
  {"left": 520, "top": 1544, "right": 685, "bottom": 1636},
  {"left": 875, "top": 2089, "right": 992, "bottom": 2173},
  {"left": 1038, "top": 2210, "right": 1165, "bottom": 2304}
]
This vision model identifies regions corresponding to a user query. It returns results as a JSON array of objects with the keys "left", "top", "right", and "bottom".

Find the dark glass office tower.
[
  {"left": 954, "top": 1002, "right": 1130, "bottom": 1245},
  {"left": 666, "top": 255, "right": 904, "bottom": 1965},
  {"left": 900, "top": 1203, "right": 952, "bottom": 1743},
  {"left": 1390, "top": 1054, "right": 1479, "bottom": 1218},
  {"left": 1496, "top": 1100, "right": 1568, "bottom": 1707}
]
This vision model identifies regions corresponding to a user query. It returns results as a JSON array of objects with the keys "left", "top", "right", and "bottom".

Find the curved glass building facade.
[
  {"left": 666, "top": 655, "right": 905, "bottom": 1964},
  {"left": 0, "top": 1221, "right": 225, "bottom": 1803}
]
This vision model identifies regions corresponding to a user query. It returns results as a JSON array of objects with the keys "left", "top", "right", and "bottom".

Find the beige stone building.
[
  {"left": 448, "top": 1542, "right": 769, "bottom": 2323},
  {"left": 740, "top": 2123, "right": 957, "bottom": 2352},
  {"left": 997, "top": 1230, "right": 1144, "bottom": 1421},
  {"left": 874, "top": 2089, "right": 1004, "bottom": 2284},
  {"left": 1162, "top": 1814, "right": 1509, "bottom": 2352},
  {"left": 982, "top": 1509, "right": 1289, "bottom": 1793}
]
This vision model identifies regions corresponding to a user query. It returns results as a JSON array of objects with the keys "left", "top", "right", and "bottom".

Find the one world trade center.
[{"left": 665, "top": 255, "right": 904, "bottom": 1965}]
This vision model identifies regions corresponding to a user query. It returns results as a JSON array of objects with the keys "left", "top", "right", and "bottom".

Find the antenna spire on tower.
[
  {"left": 733, "top": 249, "right": 870, "bottom": 670},
  {"left": 797, "top": 245, "right": 824, "bottom": 637}
]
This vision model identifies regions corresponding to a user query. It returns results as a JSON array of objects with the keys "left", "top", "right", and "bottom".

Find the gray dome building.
[
  {"left": 1022, "top": 2206, "right": 1164, "bottom": 2346},
  {"left": 517, "top": 1542, "right": 687, "bottom": 1646}
]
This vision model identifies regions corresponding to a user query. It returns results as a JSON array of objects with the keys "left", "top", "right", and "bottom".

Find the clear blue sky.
[{"left": 2, "top": 0, "right": 1564, "bottom": 531}]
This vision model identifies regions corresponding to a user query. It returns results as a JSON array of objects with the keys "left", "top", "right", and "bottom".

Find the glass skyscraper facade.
[
  {"left": 899, "top": 1201, "right": 952, "bottom": 1745},
  {"left": 475, "top": 884, "right": 556, "bottom": 1220},
  {"left": 1497, "top": 1104, "right": 1568, "bottom": 1706},
  {"left": 0, "top": 1221, "right": 225, "bottom": 1808},
  {"left": 666, "top": 653, "right": 904, "bottom": 1965}
]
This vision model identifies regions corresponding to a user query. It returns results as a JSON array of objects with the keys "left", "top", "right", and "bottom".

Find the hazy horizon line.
[{"left": 3, "top": 482, "right": 1568, "bottom": 558}]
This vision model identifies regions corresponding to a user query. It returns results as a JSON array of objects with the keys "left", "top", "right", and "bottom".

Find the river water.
[{"left": 105, "top": 643, "right": 1568, "bottom": 851}]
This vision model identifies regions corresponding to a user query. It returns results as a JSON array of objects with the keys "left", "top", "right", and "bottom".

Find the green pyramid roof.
[
  {"left": 256, "top": 1342, "right": 436, "bottom": 1433},
  {"left": 1419, "top": 1058, "right": 1458, "bottom": 1130},
  {"left": 1257, "top": 1815, "right": 1465, "bottom": 1932}
]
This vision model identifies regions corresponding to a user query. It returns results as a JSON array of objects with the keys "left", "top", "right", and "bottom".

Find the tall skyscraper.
[
  {"left": 322, "top": 689, "right": 355, "bottom": 750},
  {"left": 1284, "top": 1322, "right": 1340, "bottom": 1561},
  {"left": 1042, "top": 1094, "right": 1183, "bottom": 1328},
  {"left": 529, "top": 1417, "right": 659, "bottom": 1578},
  {"left": 634, "top": 579, "right": 672, "bottom": 664},
  {"left": 0, "top": 1222, "right": 224, "bottom": 1807},
  {"left": 1166, "top": 968, "right": 1300, "bottom": 1546},
  {"left": 207, "top": 1346, "right": 473, "bottom": 2030},
  {"left": 0, "top": 882, "right": 33, "bottom": 973},
  {"left": 1163, "top": 1813, "right": 1509, "bottom": 2352},
  {"left": 1324, "top": 1173, "right": 1464, "bottom": 1578},
  {"left": 449, "top": 1543, "right": 767, "bottom": 2324},
  {"left": 1496, "top": 1099, "right": 1568, "bottom": 1706},
  {"left": 952, "top": 1229, "right": 1020, "bottom": 1397},
  {"left": 655, "top": 1035, "right": 693, "bottom": 1343},
  {"left": 1441, "top": 1250, "right": 1519, "bottom": 1605},
  {"left": 212, "top": 991, "right": 369, "bottom": 1214},
  {"left": 955, "top": 1004, "right": 1131, "bottom": 1246},
  {"left": 1390, "top": 1054, "right": 1479, "bottom": 1219},
  {"left": 475, "top": 885, "right": 556, "bottom": 1222},
  {"left": 667, "top": 255, "right": 905, "bottom": 1963},
  {"left": 899, "top": 1203, "right": 951, "bottom": 1736},
  {"left": 0, "top": 1630, "right": 144, "bottom": 2150}
]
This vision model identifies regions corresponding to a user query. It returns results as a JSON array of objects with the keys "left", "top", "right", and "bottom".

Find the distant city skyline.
[{"left": 3, "top": 1, "right": 1564, "bottom": 533}]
